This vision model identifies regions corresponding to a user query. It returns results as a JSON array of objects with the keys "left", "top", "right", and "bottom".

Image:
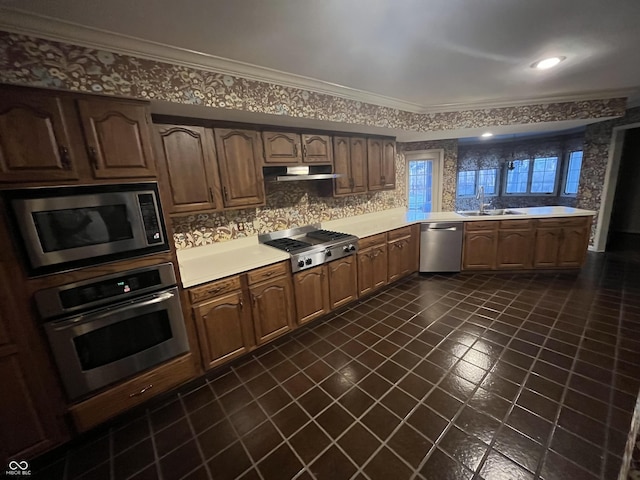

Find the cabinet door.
[
  {"left": 388, "top": 237, "right": 412, "bottom": 282},
  {"left": 0, "top": 261, "right": 67, "bottom": 461},
  {"left": 293, "top": 265, "right": 330, "bottom": 325},
  {"left": 333, "top": 136, "right": 352, "bottom": 195},
  {"left": 215, "top": 129, "right": 266, "bottom": 208},
  {"left": 155, "top": 125, "right": 222, "bottom": 214},
  {"left": 302, "top": 134, "right": 332, "bottom": 164},
  {"left": 0, "top": 90, "right": 79, "bottom": 182},
  {"left": 357, "top": 250, "right": 374, "bottom": 297},
  {"left": 250, "top": 276, "right": 295, "bottom": 345},
  {"left": 462, "top": 231, "right": 498, "bottom": 270},
  {"left": 382, "top": 140, "right": 396, "bottom": 189},
  {"left": 350, "top": 137, "right": 368, "bottom": 194},
  {"left": 328, "top": 256, "right": 358, "bottom": 309},
  {"left": 497, "top": 230, "right": 533, "bottom": 269},
  {"left": 533, "top": 227, "right": 562, "bottom": 268},
  {"left": 367, "top": 138, "right": 384, "bottom": 191},
  {"left": 193, "top": 291, "right": 252, "bottom": 369},
  {"left": 371, "top": 245, "right": 388, "bottom": 291},
  {"left": 262, "top": 131, "right": 301, "bottom": 164},
  {"left": 77, "top": 98, "right": 156, "bottom": 178},
  {"left": 558, "top": 226, "right": 589, "bottom": 267}
]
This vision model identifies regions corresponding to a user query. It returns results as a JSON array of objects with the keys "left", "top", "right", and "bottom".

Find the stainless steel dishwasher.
[{"left": 419, "top": 222, "right": 463, "bottom": 272}]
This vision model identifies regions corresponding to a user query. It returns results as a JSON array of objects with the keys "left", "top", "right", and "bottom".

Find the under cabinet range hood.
[{"left": 263, "top": 165, "right": 341, "bottom": 182}]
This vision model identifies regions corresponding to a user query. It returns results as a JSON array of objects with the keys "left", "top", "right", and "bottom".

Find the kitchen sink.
[{"left": 457, "top": 209, "right": 524, "bottom": 216}]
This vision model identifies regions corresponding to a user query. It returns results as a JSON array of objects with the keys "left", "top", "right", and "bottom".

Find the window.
[
  {"left": 457, "top": 169, "right": 498, "bottom": 196},
  {"left": 408, "top": 160, "right": 434, "bottom": 212},
  {"left": 563, "top": 151, "right": 583, "bottom": 195},
  {"left": 505, "top": 157, "right": 558, "bottom": 195}
]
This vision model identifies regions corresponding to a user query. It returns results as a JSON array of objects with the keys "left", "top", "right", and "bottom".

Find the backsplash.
[{"left": 171, "top": 155, "right": 406, "bottom": 249}]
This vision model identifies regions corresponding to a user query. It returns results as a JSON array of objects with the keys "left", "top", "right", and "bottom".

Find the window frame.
[
  {"left": 456, "top": 168, "right": 499, "bottom": 198},
  {"left": 405, "top": 149, "right": 443, "bottom": 212},
  {"left": 501, "top": 156, "right": 561, "bottom": 196},
  {"left": 561, "top": 150, "right": 583, "bottom": 197}
]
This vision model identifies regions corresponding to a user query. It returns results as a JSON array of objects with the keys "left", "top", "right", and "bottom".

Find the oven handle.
[{"left": 48, "top": 291, "right": 175, "bottom": 330}]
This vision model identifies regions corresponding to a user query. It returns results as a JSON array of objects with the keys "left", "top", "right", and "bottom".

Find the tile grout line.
[
  {"left": 177, "top": 385, "right": 215, "bottom": 480},
  {"left": 144, "top": 412, "right": 165, "bottom": 480}
]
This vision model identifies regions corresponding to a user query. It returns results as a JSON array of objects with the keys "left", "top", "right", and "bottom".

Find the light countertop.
[{"left": 177, "top": 206, "right": 596, "bottom": 287}]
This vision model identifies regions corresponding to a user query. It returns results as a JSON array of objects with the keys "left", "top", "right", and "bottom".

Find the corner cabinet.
[
  {"left": 214, "top": 128, "right": 266, "bottom": 208},
  {"left": 333, "top": 136, "right": 367, "bottom": 196},
  {"left": 367, "top": 138, "right": 396, "bottom": 191},
  {"left": 77, "top": 97, "right": 156, "bottom": 178},
  {"left": 155, "top": 124, "right": 223, "bottom": 214}
]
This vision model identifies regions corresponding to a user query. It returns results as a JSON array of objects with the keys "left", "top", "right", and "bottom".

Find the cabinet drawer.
[
  {"left": 465, "top": 221, "right": 499, "bottom": 231},
  {"left": 69, "top": 354, "right": 196, "bottom": 432},
  {"left": 536, "top": 217, "right": 590, "bottom": 228},
  {"left": 359, "top": 233, "right": 387, "bottom": 249},
  {"left": 189, "top": 276, "right": 241, "bottom": 304},
  {"left": 500, "top": 219, "right": 534, "bottom": 230},
  {"left": 247, "top": 261, "right": 289, "bottom": 285},
  {"left": 387, "top": 226, "right": 412, "bottom": 241}
]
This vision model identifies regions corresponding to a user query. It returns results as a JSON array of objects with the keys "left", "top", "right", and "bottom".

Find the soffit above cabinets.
[{"left": 1, "top": 0, "right": 639, "bottom": 113}]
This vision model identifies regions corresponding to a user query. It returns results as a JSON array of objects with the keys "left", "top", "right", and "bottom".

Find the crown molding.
[{"left": 0, "top": 8, "right": 636, "bottom": 115}]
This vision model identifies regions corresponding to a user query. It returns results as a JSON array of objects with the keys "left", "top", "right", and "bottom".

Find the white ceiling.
[{"left": 0, "top": 0, "right": 638, "bottom": 140}]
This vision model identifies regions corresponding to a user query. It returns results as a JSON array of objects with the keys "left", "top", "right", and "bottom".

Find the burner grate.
[
  {"left": 263, "top": 238, "right": 312, "bottom": 252},
  {"left": 306, "top": 229, "right": 351, "bottom": 241}
]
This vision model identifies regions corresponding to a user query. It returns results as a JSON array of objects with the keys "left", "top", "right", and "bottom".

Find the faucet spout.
[{"left": 476, "top": 185, "right": 485, "bottom": 213}]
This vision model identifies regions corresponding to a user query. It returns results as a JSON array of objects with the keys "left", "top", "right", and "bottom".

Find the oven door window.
[
  {"left": 32, "top": 205, "right": 133, "bottom": 252},
  {"left": 73, "top": 310, "right": 172, "bottom": 371}
]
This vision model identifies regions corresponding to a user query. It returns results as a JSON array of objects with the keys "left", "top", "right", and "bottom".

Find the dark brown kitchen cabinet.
[
  {"left": 293, "top": 265, "right": 330, "bottom": 325},
  {"left": 367, "top": 138, "right": 396, "bottom": 191},
  {"left": 302, "top": 134, "right": 333, "bottom": 163},
  {"left": 214, "top": 128, "right": 266, "bottom": 208},
  {"left": 0, "top": 89, "right": 80, "bottom": 183},
  {"left": 193, "top": 288, "right": 253, "bottom": 369},
  {"left": 328, "top": 256, "right": 358, "bottom": 309},
  {"left": 462, "top": 221, "right": 499, "bottom": 271},
  {"left": 333, "top": 136, "right": 367, "bottom": 196},
  {"left": 155, "top": 124, "right": 222, "bottom": 214},
  {"left": 249, "top": 264, "right": 295, "bottom": 345},
  {"left": 387, "top": 225, "right": 418, "bottom": 282},
  {"left": 533, "top": 217, "right": 591, "bottom": 268},
  {"left": 262, "top": 131, "right": 301, "bottom": 164},
  {"left": 77, "top": 97, "right": 156, "bottom": 178},
  {"left": 496, "top": 220, "right": 534, "bottom": 269},
  {"left": 357, "top": 233, "right": 388, "bottom": 297}
]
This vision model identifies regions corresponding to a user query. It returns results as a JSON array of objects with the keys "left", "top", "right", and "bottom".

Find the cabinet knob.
[
  {"left": 223, "top": 186, "right": 229, "bottom": 201},
  {"left": 88, "top": 146, "right": 98, "bottom": 169},
  {"left": 238, "top": 298, "right": 244, "bottom": 309},
  {"left": 58, "top": 145, "right": 71, "bottom": 170}
]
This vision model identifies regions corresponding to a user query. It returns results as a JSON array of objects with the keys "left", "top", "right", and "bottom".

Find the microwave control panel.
[{"left": 138, "top": 193, "right": 163, "bottom": 244}]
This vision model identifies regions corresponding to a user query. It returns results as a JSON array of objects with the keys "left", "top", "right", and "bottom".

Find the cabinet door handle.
[
  {"left": 303, "top": 144, "right": 308, "bottom": 157},
  {"left": 265, "top": 271, "right": 274, "bottom": 277},
  {"left": 238, "top": 299, "right": 243, "bottom": 310},
  {"left": 58, "top": 145, "right": 71, "bottom": 170},
  {"left": 207, "top": 286, "right": 222, "bottom": 296},
  {"left": 381, "top": 175, "right": 386, "bottom": 184},
  {"left": 293, "top": 144, "right": 298, "bottom": 158},
  {"left": 208, "top": 187, "right": 214, "bottom": 203},
  {"left": 252, "top": 294, "right": 257, "bottom": 306},
  {"left": 88, "top": 146, "right": 98, "bottom": 169},
  {"left": 129, "top": 384, "right": 153, "bottom": 398},
  {"left": 223, "top": 186, "right": 229, "bottom": 201}
]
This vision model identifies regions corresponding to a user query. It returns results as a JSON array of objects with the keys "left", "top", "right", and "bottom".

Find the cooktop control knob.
[
  {"left": 305, "top": 258, "right": 312, "bottom": 265},
  {"left": 348, "top": 244, "right": 356, "bottom": 251},
  {"left": 325, "top": 249, "right": 332, "bottom": 257},
  {"left": 297, "top": 260, "right": 305, "bottom": 268},
  {"left": 343, "top": 245, "right": 350, "bottom": 253}
]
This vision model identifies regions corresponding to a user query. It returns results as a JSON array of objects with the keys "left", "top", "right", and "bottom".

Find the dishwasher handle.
[
  {"left": 421, "top": 222, "right": 463, "bottom": 232},
  {"left": 428, "top": 226, "right": 458, "bottom": 231}
]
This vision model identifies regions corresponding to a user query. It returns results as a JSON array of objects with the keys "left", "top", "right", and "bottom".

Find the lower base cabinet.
[
  {"left": 328, "top": 256, "right": 358, "bottom": 309},
  {"left": 496, "top": 220, "right": 534, "bottom": 269},
  {"left": 387, "top": 225, "right": 419, "bottom": 282},
  {"left": 533, "top": 218, "right": 591, "bottom": 268},
  {"left": 293, "top": 265, "right": 330, "bottom": 325},
  {"left": 358, "top": 235, "right": 388, "bottom": 297},
  {"left": 249, "top": 275, "right": 295, "bottom": 345}
]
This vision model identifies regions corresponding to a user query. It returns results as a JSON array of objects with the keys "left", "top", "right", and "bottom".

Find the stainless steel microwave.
[{"left": 4, "top": 183, "right": 169, "bottom": 276}]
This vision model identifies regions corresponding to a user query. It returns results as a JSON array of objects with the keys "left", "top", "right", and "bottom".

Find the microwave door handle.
[{"left": 49, "top": 291, "right": 175, "bottom": 331}]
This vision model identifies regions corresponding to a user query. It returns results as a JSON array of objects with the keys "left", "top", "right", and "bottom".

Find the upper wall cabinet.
[
  {"left": 0, "top": 89, "right": 80, "bottom": 183},
  {"left": 155, "top": 124, "right": 223, "bottom": 214},
  {"left": 77, "top": 97, "right": 156, "bottom": 179},
  {"left": 215, "top": 128, "right": 266, "bottom": 208},
  {"left": 333, "top": 136, "right": 367, "bottom": 196},
  {"left": 0, "top": 86, "right": 158, "bottom": 184},
  {"left": 367, "top": 138, "right": 396, "bottom": 191},
  {"left": 261, "top": 132, "right": 332, "bottom": 165}
]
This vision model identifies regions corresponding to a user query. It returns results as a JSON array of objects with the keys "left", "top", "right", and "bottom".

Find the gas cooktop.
[{"left": 259, "top": 225, "right": 358, "bottom": 272}]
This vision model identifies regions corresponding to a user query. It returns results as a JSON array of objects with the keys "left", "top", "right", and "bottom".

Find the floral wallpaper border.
[{"left": 0, "top": 31, "right": 627, "bottom": 135}]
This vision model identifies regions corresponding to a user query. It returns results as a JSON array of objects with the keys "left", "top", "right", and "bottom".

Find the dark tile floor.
[{"left": 33, "top": 251, "right": 640, "bottom": 480}]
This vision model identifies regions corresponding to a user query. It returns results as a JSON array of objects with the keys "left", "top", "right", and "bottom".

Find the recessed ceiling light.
[
  {"left": 531, "top": 56, "right": 566, "bottom": 70},
  {"left": 481, "top": 132, "right": 493, "bottom": 138}
]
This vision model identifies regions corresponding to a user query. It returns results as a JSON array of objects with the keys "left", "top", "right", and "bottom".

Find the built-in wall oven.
[
  {"left": 3, "top": 182, "right": 169, "bottom": 276},
  {"left": 35, "top": 263, "right": 190, "bottom": 400}
]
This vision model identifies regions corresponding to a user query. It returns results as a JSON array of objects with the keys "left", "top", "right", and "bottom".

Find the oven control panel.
[{"left": 291, "top": 242, "right": 358, "bottom": 273}]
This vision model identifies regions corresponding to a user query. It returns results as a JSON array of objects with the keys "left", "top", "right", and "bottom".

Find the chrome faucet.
[{"left": 476, "top": 185, "right": 488, "bottom": 214}]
